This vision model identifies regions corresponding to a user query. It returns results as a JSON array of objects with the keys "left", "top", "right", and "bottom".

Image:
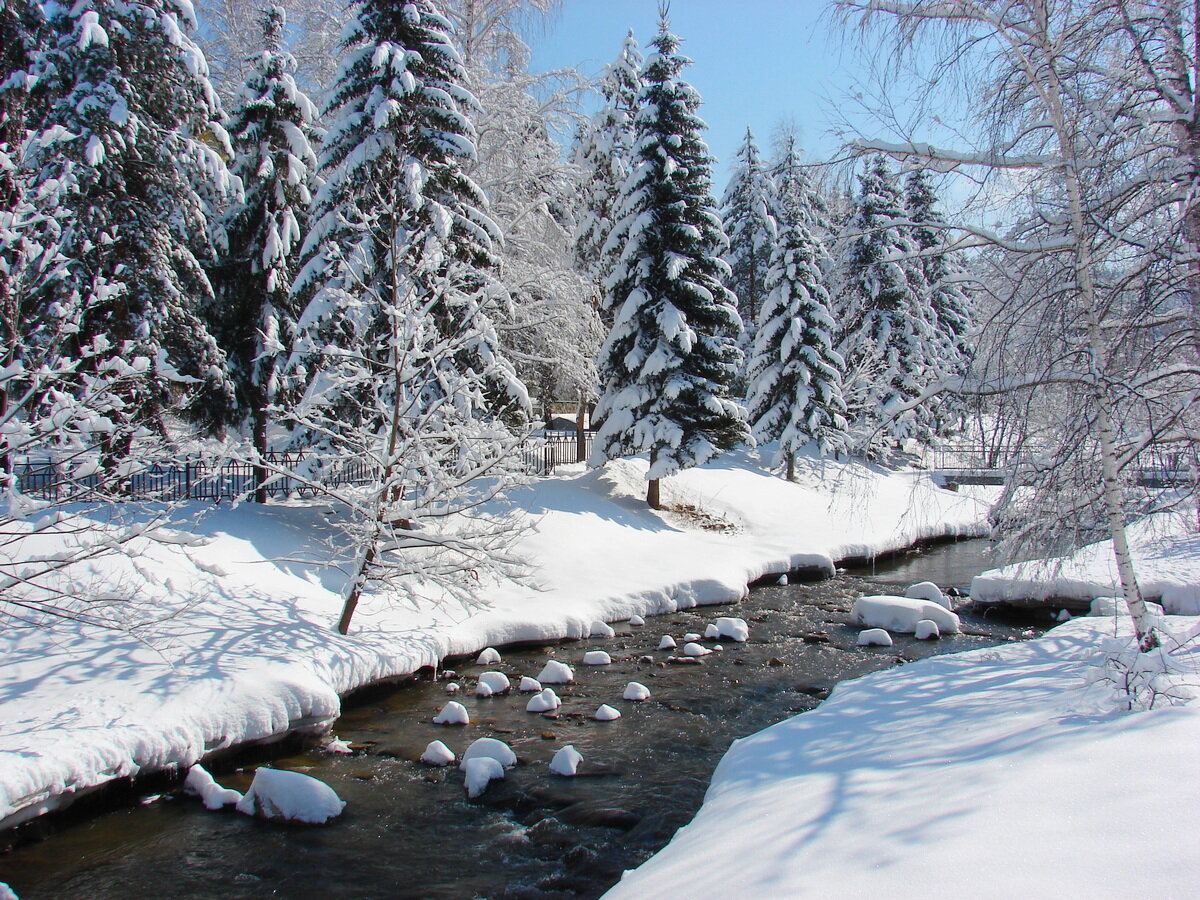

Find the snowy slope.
[
  {"left": 604, "top": 615, "right": 1200, "bottom": 899},
  {"left": 0, "top": 449, "right": 985, "bottom": 828}
]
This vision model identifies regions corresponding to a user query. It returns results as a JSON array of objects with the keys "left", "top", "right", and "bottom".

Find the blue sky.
[{"left": 527, "top": 1, "right": 862, "bottom": 185}]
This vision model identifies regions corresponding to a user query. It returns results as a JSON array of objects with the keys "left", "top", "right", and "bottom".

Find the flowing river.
[{"left": 1, "top": 539, "right": 1039, "bottom": 900}]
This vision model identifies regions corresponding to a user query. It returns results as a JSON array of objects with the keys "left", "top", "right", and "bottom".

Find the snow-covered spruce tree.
[
  {"left": 589, "top": 16, "right": 750, "bottom": 509},
  {"left": 834, "top": 155, "right": 936, "bottom": 458},
  {"left": 747, "top": 137, "right": 847, "bottom": 479},
  {"left": 905, "top": 168, "right": 974, "bottom": 430},
  {"left": 573, "top": 29, "right": 642, "bottom": 312},
  {"left": 208, "top": 6, "right": 318, "bottom": 502},
  {"left": 288, "top": 0, "right": 529, "bottom": 634},
  {"left": 721, "top": 127, "right": 777, "bottom": 335},
  {"left": 22, "top": 0, "right": 235, "bottom": 464}
]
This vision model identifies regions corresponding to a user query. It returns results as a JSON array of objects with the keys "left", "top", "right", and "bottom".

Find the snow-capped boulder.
[
  {"left": 777, "top": 574, "right": 789, "bottom": 585},
  {"left": 905, "top": 581, "right": 951, "bottom": 610},
  {"left": 460, "top": 737, "right": 517, "bottom": 770},
  {"left": 420, "top": 740, "right": 456, "bottom": 766},
  {"left": 324, "top": 737, "right": 353, "bottom": 755},
  {"left": 704, "top": 624, "right": 721, "bottom": 639},
  {"left": 590, "top": 621, "right": 616, "bottom": 638},
  {"left": 463, "top": 757, "right": 505, "bottom": 799},
  {"left": 658, "top": 636, "right": 677, "bottom": 651},
  {"left": 476, "top": 671, "right": 510, "bottom": 696},
  {"left": 445, "top": 682, "right": 461, "bottom": 693},
  {"left": 526, "top": 688, "right": 561, "bottom": 713},
  {"left": 593, "top": 704, "right": 621, "bottom": 721},
  {"left": 583, "top": 650, "right": 612, "bottom": 666},
  {"left": 518, "top": 676, "right": 542, "bottom": 693},
  {"left": 549, "top": 745, "right": 583, "bottom": 776},
  {"left": 433, "top": 701, "right": 469, "bottom": 725},
  {"left": 684, "top": 632, "right": 702, "bottom": 642},
  {"left": 713, "top": 617, "right": 749, "bottom": 642},
  {"left": 851, "top": 596, "right": 960, "bottom": 634},
  {"left": 914, "top": 619, "right": 941, "bottom": 640},
  {"left": 623, "top": 682, "right": 651, "bottom": 701},
  {"left": 184, "top": 764, "right": 243, "bottom": 810},
  {"left": 857, "top": 628, "right": 894, "bottom": 647},
  {"left": 1056, "top": 609, "right": 1072, "bottom": 622},
  {"left": 537, "top": 660, "right": 574, "bottom": 684},
  {"left": 476, "top": 647, "right": 502, "bottom": 665},
  {"left": 682, "top": 642, "right": 711, "bottom": 657},
  {"left": 235, "top": 767, "right": 345, "bottom": 824},
  {"left": 629, "top": 615, "right": 646, "bottom": 627}
]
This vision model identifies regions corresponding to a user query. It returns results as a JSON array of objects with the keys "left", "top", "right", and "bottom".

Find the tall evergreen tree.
[
  {"left": 286, "top": 0, "right": 528, "bottom": 633},
  {"left": 747, "top": 137, "right": 846, "bottom": 478},
  {"left": 834, "top": 155, "right": 936, "bottom": 457},
  {"left": 209, "top": 6, "right": 318, "bottom": 500},
  {"left": 22, "top": 0, "right": 235, "bottom": 462},
  {"left": 573, "top": 29, "right": 642, "bottom": 309},
  {"left": 721, "top": 127, "right": 776, "bottom": 333},
  {"left": 588, "top": 15, "right": 750, "bottom": 509}
]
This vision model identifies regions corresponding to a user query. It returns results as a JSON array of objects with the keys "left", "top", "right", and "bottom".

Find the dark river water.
[{"left": 1, "top": 539, "right": 1036, "bottom": 900}]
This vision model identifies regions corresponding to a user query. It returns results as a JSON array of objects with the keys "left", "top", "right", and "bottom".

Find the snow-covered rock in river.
[
  {"left": 914, "top": 619, "right": 941, "bottom": 640},
  {"left": 463, "top": 757, "right": 505, "bottom": 799},
  {"left": 420, "top": 740, "right": 456, "bottom": 766},
  {"left": 851, "top": 595, "right": 960, "bottom": 634},
  {"left": 518, "top": 676, "right": 542, "bottom": 693},
  {"left": 623, "top": 682, "right": 651, "bottom": 701},
  {"left": 583, "top": 650, "right": 612, "bottom": 666},
  {"left": 629, "top": 615, "right": 646, "bottom": 627},
  {"left": 537, "top": 660, "right": 574, "bottom": 684},
  {"left": 235, "top": 767, "right": 345, "bottom": 824},
  {"left": 184, "top": 764, "right": 243, "bottom": 810},
  {"left": 476, "top": 671, "right": 510, "bottom": 696},
  {"left": 445, "top": 682, "right": 461, "bottom": 693},
  {"left": 0, "top": 881, "right": 16, "bottom": 900},
  {"left": 475, "top": 647, "right": 502, "bottom": 665},
  {"left": 684, "top": 632, "right": 702, "bottom": 642},
  {"left": 433, "top": 701, "right": 470, "bottom": 725},
  {"left": 593, "top": 704, "right": 622, "bottom": 721},
  {"left": 460, "top": 737, "right": 517, "bottom": 770},
  {"left": 324, "top": 737, "right": 353, "bottom": 755},
  {"left": 658, "top": 635, "right": 677, "bottom": 650},
  {"left": 704, "top": 624, "right": 721, "bottom": 639},
  {"left": 713, "top": 617, "right": 749, "bottom": 642},
  {"left": 777, "top": 574, "right": 789, "bottom": 585},
  {"left": 682, "top": 642, "right": 711, "bottom": 657},
  {"left": 590, "top": 621, "right": 616, "bottom": 638},
  {"left": 549, "top": 745, "right": 583, "bottom": 776},
  {"left": 905, "top": 581, "right": 950, "bottom": 610},
  {"left": 858, "top": 628, "right": 894, "bottom": 647},
  {"left": 526, "top": 688, "right": 561, "bottom": 713}
]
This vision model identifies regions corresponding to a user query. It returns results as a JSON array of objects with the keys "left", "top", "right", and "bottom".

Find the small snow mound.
[
  {"left": 905, "top": 581, "right": 950, "bottom": 610},
  {"left": 852, "top": 595, "right": 960, "bottom": 634},
  {"left": 914, "top": 619, "right": 941, "bottom": 640},
  {"left": 476, "top": 647, "right": 502, "bottom": 665},
  {"left": 420, "top": 740, "right": 456, "bottom": 766},
  {"left": 184, "top": 764, "right": 243, "bottom": 811},
  {"left": 463, "top": 757, "right": 505, "bottom": 798},
  {"left": 682, "top": 642, "right": 711, "bottom": 657},
  {"left": 594, "top": 704, "right": 622, "bottom": 721},
  {"left": 1089, "top": 596, "right": 1122, "bottom": 616},
  {"left": 858, "top": 628, "right": 894, "bottom": 647},
  {"left": 477, "top": 671, "right": 510, "bottom": 696},
  {"left": 324, "top": 737, "right": 353, "bottom": 755},
  {"left": 714, "top": 617, "right": 749, "bottom": 642},
  {"left": 583, "top": 650, "right": 612, "bottom": 666},
  {"left": 1163, "top": 584, "right": 1200, "bottom": 615},
  {"left": 777, "top": 573, "right": 789, "bottom": 585},
  {"left": 460, "top": 737, "right": 517, "bottom": 770},
  {"left": 658, "top": 635, "right": 677, "bottom": 650},
  {"left": 445, "top": 682, "right": 461, "bottom": 693},
  {"left": 549, "top": 745, "right": 583, "bottom": 776},
  {"left": 623, "top": 682, "right": 651, "bottom": 701},
  {"left": 629, "top": 614, "right": 646, "bottom": 626},
  {"left": 683, "top": 632, "right": 702, "bottom": 642},
  {"left": 1056, "top": 609, "right": 1072, "bottom": 622},
  {"left": 704, "top": 624, "right": 720, "bottom": 639},
  {"left": 433, "top": 701, "right": 470, "bottom": 725},
  {"left": 537, "top": 660, "right": 574, "bottom": 684},
  {"left": 526, "top": 688, "right": 561, "bottom": 713},
  {"left": 713, "top": 644, "right": 723, "bottom": 652},
  {"left": 235, "top": 767, "right": 344, "bottom": 824},
  {"left": 590, "top": 621, "right": 616, "bottom": 638},
  {"left": 518, "top": 676, "right": 542, "bottom": 692}
]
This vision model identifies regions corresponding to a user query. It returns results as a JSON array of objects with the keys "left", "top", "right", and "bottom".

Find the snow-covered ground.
[
  {"left": 972, "top": 509, "right": 1200, "bottom": 614},
  {"left": 0, "top": 450, "right": 987, "bottom": 829},
  {"left": 604, "top": 614, "right": 1200, "bottom": 899}
]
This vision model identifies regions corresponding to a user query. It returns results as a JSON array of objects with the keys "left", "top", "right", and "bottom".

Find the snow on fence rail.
[{"left": 12, "top": 435, "right": 594, "bottom": 502}]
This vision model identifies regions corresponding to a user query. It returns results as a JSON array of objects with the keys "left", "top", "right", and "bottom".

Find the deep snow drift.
[
  {"left": 0, "top": 449, "right": 1006, "bottom": 828},
  {"left": 604, "top": 615, "right": 1200, "bottom": 899}
]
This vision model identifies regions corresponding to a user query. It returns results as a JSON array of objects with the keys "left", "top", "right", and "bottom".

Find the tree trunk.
[
  {"left": 576, "top": 393, "right": 587, "bottom": 463},
  {"left": 252, "top": 394, "right": 269, "bottom": 504},
  {"left": 647, "top": 448, "right": 661, "bottom": 509},
  {"left": 786, "top": 451, "right": 795, "bottom": 482}
]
